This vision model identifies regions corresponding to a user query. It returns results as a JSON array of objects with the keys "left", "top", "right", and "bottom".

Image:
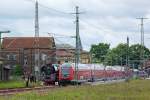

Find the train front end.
[{"left": 59, "top": 63, "right": 74, "bottom": 85}]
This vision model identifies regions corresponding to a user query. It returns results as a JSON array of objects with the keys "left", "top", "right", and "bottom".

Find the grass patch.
[
  {"left": 1, "top": 80, "right": 150, "bottom": 100},
  {"left": 0, "top": 80, "right": 25, "bottom": 89},
  {"left": 0, "top": 80, "right": 41, "bottom": 89}
]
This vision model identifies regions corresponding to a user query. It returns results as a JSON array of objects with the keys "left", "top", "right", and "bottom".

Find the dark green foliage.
[
  {"left": 105, "top": 43, "right": 128, "bottom": 66},
  {"left": 90, "top": 43, "right": 110, "bottom": 63},
  {"left": 105, "top": 44, "right": 150, "bottom": 68},
  {"left": 13, "top": 64, "right": 23, "bottom": 76},
  {"left": 90, "top": 43, "right": 150, "bottom": 68},
  {"left": 129, "top": 44, "right": 150, "bottom": 69}
]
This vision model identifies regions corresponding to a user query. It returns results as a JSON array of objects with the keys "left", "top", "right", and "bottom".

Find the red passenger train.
[
  {"left": 41, "top": 62, "right": 128, "bottom": 85},
  {"left": 58, "top": 63, "right": 74, "bottom": 85}
]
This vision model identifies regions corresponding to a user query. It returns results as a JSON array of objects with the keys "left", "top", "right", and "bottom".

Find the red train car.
[
  {"left": 42, "top": 63, "right": 129, "bottom": 85},
  {"left": 58, "top": 63, "right": 74, "bottom": 84},
  {"left": 58, "top": 63, "right": 127, "bottom": 85}
]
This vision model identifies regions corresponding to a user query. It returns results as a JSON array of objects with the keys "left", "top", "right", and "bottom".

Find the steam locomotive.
[{"left": 41, "top": 63, "right": 127, "bottom": 85}]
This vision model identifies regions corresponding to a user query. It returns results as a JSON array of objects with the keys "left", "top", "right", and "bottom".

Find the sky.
[{"left": 0, "top": 0, "right": 150, "bottom": 51}]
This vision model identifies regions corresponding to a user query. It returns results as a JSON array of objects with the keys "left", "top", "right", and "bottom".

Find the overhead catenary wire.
[
  {"left": 53, "top": 34, "right": 91, "bottom": 52},
  {"left": 80, "top": 19, "right": 115, "bottom": 34},
  {"left": 48, "top": 33, "right": 76, "bottom": 54},
  {"left": 54, "top": 37, "right": 75, "bottom": 48},
  {"left": 3, "top": 0, "right": 150, "bottom": 52},
  {"left": 48, "top": 33, "right": 75, "bottom": 38},
  {"left": 23, "top": 0, "right": 72, "bottom": 16}
]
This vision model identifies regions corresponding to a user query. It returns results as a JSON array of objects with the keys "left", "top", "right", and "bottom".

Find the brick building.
[
  {"left": 1, "top": 37, "right": 56, "bottom": 73},
  {"left": 56, "top": 44, "right": 91, "bottom": 64},
  {"left": 0, "top": 56, "right": 11, "bottom": 81},
  {"left": 1, "top": 37, "right": 90, "bottom": 76},
  {"left": 80, "top": 50, "right": 91, "bottom": 64}
]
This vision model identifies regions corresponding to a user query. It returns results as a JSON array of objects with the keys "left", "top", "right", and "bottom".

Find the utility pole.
[
  {"left": 136, "top": 17, "right": 148, "bottom": 69},
  {"left": 125, "top": 36, "right": 129, "bottom": 80},
  {"left": 72, "top": 6, "right": 82, "bottom": 83},
  {"left": 75, "top": 6, "right": 80, "bottom": 83},
  {"left": 126, "top": 36, "right": 129, "bottom": 68},
  {"left": 34, "top": 0, "right": 40, "bottom": 80}
]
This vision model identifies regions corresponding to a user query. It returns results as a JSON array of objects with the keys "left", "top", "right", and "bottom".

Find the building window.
[
  {"left": 13, "top": 55, "right": 17, "bottom": 60},
  {"left": 24, "top": 56, "right": 28, "bottom": 65},
  {"left": 7, "top": 54, "right": 16, "bottom": 61},
  {"left": 41, "top": 54, "right": 47, "bottom": 61},
  {"left": 7, "top": 55, "right": 10, "bottom": 60}
]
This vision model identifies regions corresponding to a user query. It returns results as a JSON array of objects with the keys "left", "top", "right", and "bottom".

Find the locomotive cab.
[{"left": 59, "top": 63, "right": 74, "bottom": 85}]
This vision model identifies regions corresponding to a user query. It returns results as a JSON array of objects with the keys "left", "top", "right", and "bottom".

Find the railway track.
[
  {"left": 0, "top": 79, "right": 127, "bottom": 96},
  {"left": 0, "top": 86, "right": 56, "bottom": 96}
]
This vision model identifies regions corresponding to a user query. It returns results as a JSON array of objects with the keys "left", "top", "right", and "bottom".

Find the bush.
[{"left": 13, "top": 64, "right": 23, "bottom": 76}]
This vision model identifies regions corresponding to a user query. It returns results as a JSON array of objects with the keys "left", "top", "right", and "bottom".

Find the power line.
[
  {"left": 23, "top": 0, "right": 71, "bottom": 15},
  {"left": 48, "top": 33, "right": 75, "bottom": 38},
  {"left": 50, "top": 33, "right": 75, "bottom": 44},
  {"left": 54, "top": 37, "right": 75, "bottom": 47},
  {"left": 47, "top": 33, "right": 76, "bottom": 48},
  {"left": 80, "top": 19, "right": 113, "bottom": 34},
  {"left": 54, "top": 35, "right": 91, "bottom": 51}
]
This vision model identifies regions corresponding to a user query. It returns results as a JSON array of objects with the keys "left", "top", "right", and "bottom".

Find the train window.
[
  {"left": 61, "top": 67, "right": 70, "bottom": 75},
  {"left": 61, "top": 63, "right": 72, "bottom": 77},
  {"left": 53, "top": 64, "right": 59, "bottom": 71}
]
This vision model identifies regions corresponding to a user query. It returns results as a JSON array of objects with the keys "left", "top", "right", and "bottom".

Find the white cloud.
[{"left": 1, "top": 0, "right": 150, "bottom": 51}]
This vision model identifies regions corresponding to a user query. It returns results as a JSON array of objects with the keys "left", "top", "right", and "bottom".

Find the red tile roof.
[{"left": 2, "top": 37, "right": 55, "bottom": 49}]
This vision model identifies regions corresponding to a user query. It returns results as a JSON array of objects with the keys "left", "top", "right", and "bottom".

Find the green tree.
[
  {"left": 105, "top": 43, "right": 150, "bottom": 68},
  {"left": 105, "top": 43, "right": 127, "bottom": 66},
  {"left": 129, "top": 44, "right": 150, "bottom": 69},
  {"left": 13, "top": 64, "right": 23, "bottom": 76},
  {"left": 90, "top": 43, "right": 110, "bottom": 63}
]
